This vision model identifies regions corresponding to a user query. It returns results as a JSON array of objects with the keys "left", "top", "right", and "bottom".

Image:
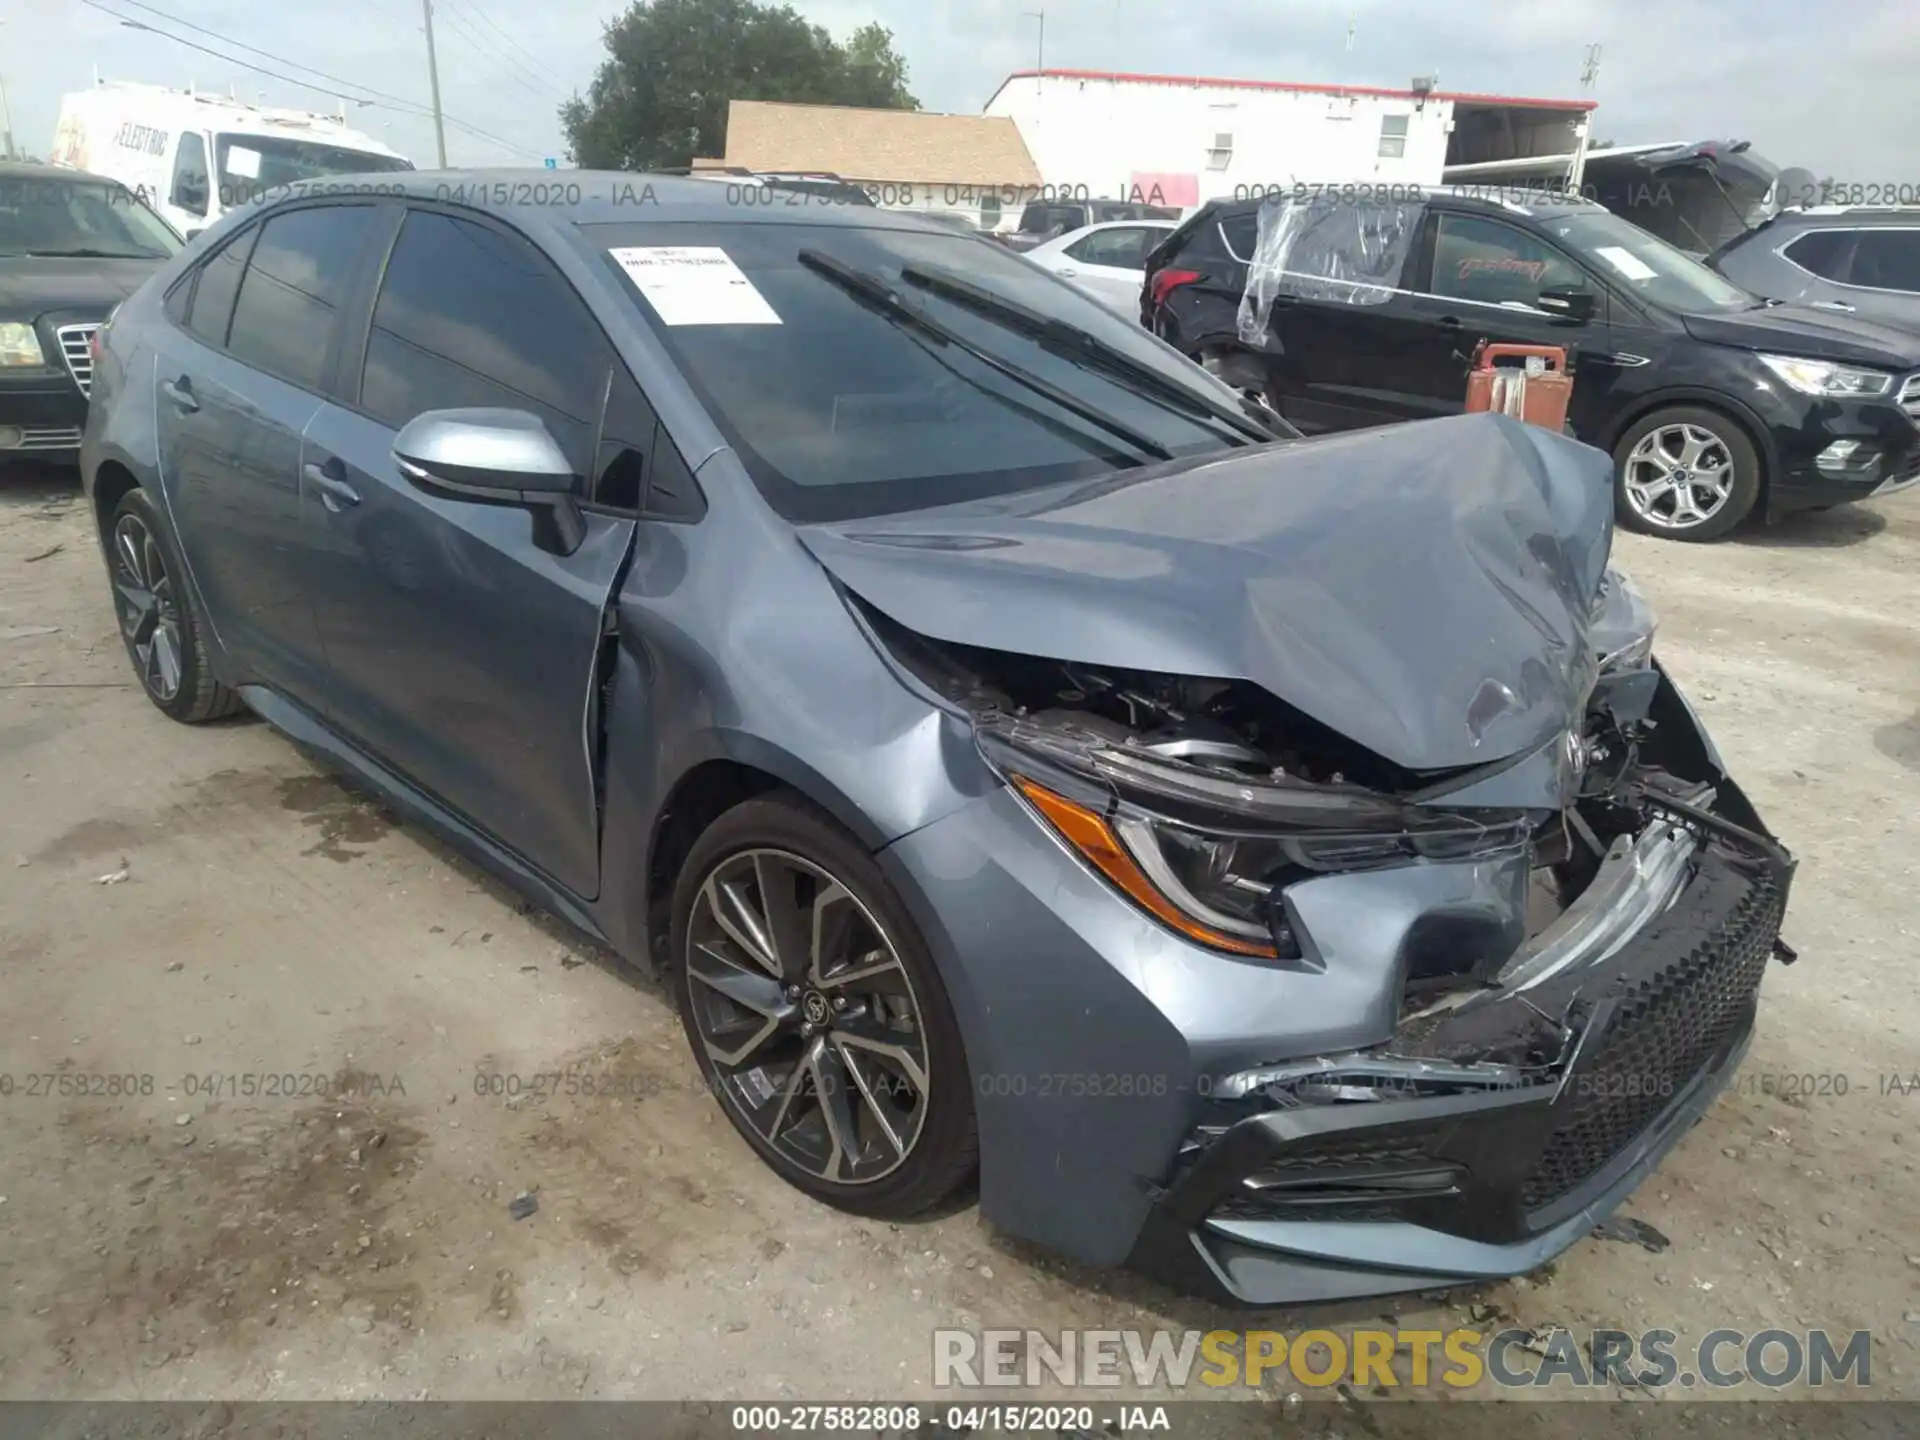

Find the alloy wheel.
[
  {"left": 111, "top": 513, "right": 184, "bottom": 703},
  {"left": 1623, "top": 423, "right": 1736, "bottom": 531},
  {"left": 685, "top": 848, "right": 930, "bottom": 1185}
]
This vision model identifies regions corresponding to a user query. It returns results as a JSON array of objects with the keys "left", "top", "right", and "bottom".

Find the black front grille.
[{"left": 1522, "top": 869, "right": 1784, "bottom": 1211}]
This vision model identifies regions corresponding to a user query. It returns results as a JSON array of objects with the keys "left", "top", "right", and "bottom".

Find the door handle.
[
  {"left": 303, "top": 461, "right": 361, "bottom": 512},
  {"left": 1812, "top": 300, "right": 1856, "bottom": 313},
  {"left": 1436, "top": 315, "right": 1464, "bottom": 330},
  {"left": 160, "top": 376, "right": 198, "bottom": 414},
  {"left": 1056, "top": 266, "right": 1078, "bottom": 277}
]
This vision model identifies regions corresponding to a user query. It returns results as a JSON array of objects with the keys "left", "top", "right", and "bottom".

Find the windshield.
[
  {"left": 1543, "top": 209, "right": 1753, "bottom": 313},
  {"left": 587, "top": 221, "right": 1264, "bottom": 522},
  {"left": 0, "top": 175, "right": 182, "bottom": 258},
  {"left": 215, "top": 133, "right": 413, "bottom": 199}
]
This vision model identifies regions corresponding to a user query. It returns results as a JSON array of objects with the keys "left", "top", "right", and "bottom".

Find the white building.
[{"left": 984, "top": 68, "right": 1596, "bottom": 210}]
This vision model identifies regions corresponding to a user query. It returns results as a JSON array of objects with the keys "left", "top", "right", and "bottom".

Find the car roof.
[
  {"left": 0, "top": 159, "right": 130, "bottom": 188},
  {"left": 1199, "top": 187, "right": 1605, "bottom": 222},
  {"left": 248, "top": 168, "right": 939, "bottom": 232},
  {"left": 1768, "top": 206, "right": 1920, "bottom": 228}
]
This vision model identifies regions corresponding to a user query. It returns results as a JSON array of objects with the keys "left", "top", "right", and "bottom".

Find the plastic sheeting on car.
[{"left": 1237, "top": 196, "right": 1423, "bottom": 345}]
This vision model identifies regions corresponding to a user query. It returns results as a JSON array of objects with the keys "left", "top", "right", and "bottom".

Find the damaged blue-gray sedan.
[{"left": 80, "top": 174, "right": 1793, "bottom": 1305}]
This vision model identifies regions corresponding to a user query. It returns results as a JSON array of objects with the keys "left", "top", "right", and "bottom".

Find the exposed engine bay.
[{"left": 857, "top": 575, "right": 1796, "bottom": 1114}]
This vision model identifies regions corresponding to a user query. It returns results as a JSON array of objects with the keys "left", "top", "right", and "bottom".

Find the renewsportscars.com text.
[{"left": 933, "top": 1327, "right": 1872, "bottom": 1391}]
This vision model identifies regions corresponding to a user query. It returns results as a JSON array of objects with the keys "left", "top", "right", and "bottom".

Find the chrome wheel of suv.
[
  {"left": 1623, "top": 423, "right": 1734, "bottom": 530},
  {"left": 1614, "top": 407, "right": 1761, "bottom": 542}
]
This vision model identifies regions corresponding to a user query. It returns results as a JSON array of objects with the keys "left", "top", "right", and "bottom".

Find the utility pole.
[
  {"left": 0, "top": 22, "right": 14, "bottom": 160},
  {"left": 1568, "top": 42, "right": 1601, "bottom": 192},
  {"left": 421, "top": 0, "right": 448, "bottom": 167},
  {"left": 1024, "top": 9, "right": 1045, "bottom": 74}
]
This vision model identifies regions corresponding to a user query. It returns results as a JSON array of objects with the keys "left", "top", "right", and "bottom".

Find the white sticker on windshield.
[
  {"left": 1595, "top": 245, "right": 1657, "bottom": 281},
  {"left": 607, "top": 246, "right": 781, "bottom": 326},
  {"left": 225, "top": 145, "right": 263, "bottom": 180}
]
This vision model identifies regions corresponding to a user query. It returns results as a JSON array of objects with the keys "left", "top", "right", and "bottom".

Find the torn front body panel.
[
  {"left": 801, "top": 412, "right": 1613, "bottom": 776},
  {"left": 824, "top": 412, "right": 1790, "bottom": 1300}
]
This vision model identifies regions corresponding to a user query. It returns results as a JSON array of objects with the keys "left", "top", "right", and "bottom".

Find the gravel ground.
[{"left": 1, "top": 460, "right": 1916, "bottom": 1422}]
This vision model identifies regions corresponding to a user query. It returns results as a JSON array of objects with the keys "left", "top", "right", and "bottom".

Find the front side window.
[
  {"left": 0, "top": 175, "right": 181, "bottom": 259},
  {"left": 587, "top": 219, "right": 1258, "bottom": 523},
  {"left": 1782, "top": 230, "right": 1854, "bottom": 283},
  {"left": 1430, "top": 213, "right": 1583, "bottom": 306},
  {"left": 171, "top": 133, "right": 210, "bottom": 218},
  {"left": 359, "top": 210, "right": 612, "bottom": 475},
  {"left": 225, "top": 205, "right": 385, "bottom": 391},
  {"left": 1847, "top": 230, "right": 1920, "bottom": 293}
]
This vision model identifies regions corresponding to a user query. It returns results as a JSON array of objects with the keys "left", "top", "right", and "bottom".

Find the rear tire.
[
  {"left": 104, "top": 488, "right": 245, "bottom": 723},
  {"left": 670, "top": 793, "right": 978, "bottom": 1218},
  {"left": 1612, "top": 406, "right": 1760, "bottom": 542}
]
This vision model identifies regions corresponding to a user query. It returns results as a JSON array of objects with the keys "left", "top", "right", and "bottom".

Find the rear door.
[
  {"left": 154, "top": 204, "right": 387, "bottom": 702},
  {"left": 1401, "top": 208, "right": 1618, "bottom": 436},
  {"left": 1246, "top": 204, "right": 1429, "bottom": 432},
  {"left": 298, "top": 205, "right": 641, "bottom": 899}
]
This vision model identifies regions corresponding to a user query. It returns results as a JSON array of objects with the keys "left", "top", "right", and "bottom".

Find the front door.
[
  {"left": 155, "top": 206, "right": 385, "bottom": 702},
  {"left": 300, "top": 206, "right": 640, "bottom": 899},
  {"left": 1402, "top": 209, "right": 1622, "bottom": 440}
]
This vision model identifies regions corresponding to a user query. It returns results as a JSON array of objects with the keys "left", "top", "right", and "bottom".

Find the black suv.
[
  {"left": 1001, "top": 198, "right": 1180, "bottom": 252},
  {"left": 1144, "top": 191, "right": 1920, "bottom": 541},
  {"left": 0, "top": 162, "right": 182, "bottom": 465},
  {"left": 1711, "top": 208, "right": 1920, "bottom": 334}
]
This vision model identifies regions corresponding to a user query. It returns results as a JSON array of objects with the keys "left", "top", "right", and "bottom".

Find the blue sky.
[{"left": 21, "top": 0, "right": 1917, "bottom": 179}]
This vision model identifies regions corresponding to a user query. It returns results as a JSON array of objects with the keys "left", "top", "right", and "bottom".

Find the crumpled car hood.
[{"left": 798, "top": 412, "right": 1615, "bottom": 773}]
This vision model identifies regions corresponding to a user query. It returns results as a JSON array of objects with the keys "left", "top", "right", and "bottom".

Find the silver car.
[{"left": 80, "top": 172, "right": 1794, "bottom": 1303}]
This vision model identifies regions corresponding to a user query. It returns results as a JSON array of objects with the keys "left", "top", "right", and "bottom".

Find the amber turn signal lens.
[{"left": 1011, "top": 775, "right": 1280, "bottom": 959}]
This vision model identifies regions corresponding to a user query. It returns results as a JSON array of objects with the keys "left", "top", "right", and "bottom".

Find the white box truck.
[{"left": 50, "top": 81, "right": 413, "bottom": 236}]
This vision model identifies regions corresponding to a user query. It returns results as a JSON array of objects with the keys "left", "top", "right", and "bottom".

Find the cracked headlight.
[
  {"left": 989, "top": 720, "right": 1536, "bottom": 961},
  {"left": 0, "top": 323, "right": 47, "bottom": 368},
  {"left": 1757, "top": 353, "right": 1895, "bottom": 398}
]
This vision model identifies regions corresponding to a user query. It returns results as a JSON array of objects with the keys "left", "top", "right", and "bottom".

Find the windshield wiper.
[
  {"left": 796, "top": 249, "right": 1173, "bottom": 462},
  {"left": 898, "top": 262, "right": 1280, "bottom": 446}
]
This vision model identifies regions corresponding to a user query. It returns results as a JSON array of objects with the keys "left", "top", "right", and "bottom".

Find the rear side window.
[
  {"left": 1219, "top": 212, "right": 1259, "bottom": 262},
  {"left": 184, "top": 224, "right": 258, "bottom": 347},
  {"left": 226, "top": 205, "right": 384, "bottom": 391},
  {"left": 1783, "top": 230, "right": 1854, "bottom": 282},
  {"left": 1848, "top": 230, "right": 1920, "bottom": 293},
  {"left": 358, "top": 209, "right": 611, "bottom": 474},
  {"left": 1064, "top": 226, "right": 1156, "bottom": 270}
]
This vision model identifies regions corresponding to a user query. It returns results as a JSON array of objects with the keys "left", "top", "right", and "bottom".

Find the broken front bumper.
[{"left": 1125, "top": 837, "right": 1789, "bottom": 1305}]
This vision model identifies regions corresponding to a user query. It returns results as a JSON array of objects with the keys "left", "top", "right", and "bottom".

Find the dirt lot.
[{"left": 2, "top": 462, "right": 1917, "bottom": 1417}]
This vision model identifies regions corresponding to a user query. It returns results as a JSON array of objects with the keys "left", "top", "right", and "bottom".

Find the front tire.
[
  {"left": 104, "top": 488, "right": 244, "bottom": 723},
  {"left": 670, "top": 794, "right": 978, "bottom": 1218},
  {"left": 1613, "top": 406, "right": 1761, "bottom": 542}
]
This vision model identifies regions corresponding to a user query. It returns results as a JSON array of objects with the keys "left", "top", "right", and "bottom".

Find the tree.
[{"left": 561, "top": 0, "right": 919, "bottom": 171}]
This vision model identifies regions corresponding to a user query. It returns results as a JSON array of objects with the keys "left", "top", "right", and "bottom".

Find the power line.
[
  {"left": 433, "top": 4, "right": 560, "bottom": 104},
  {"left": 445, "top": 0, "right": 572, "bottom": 92},
  {"left": 79, "top": 0, "right": 545, "bottom": 160}
]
